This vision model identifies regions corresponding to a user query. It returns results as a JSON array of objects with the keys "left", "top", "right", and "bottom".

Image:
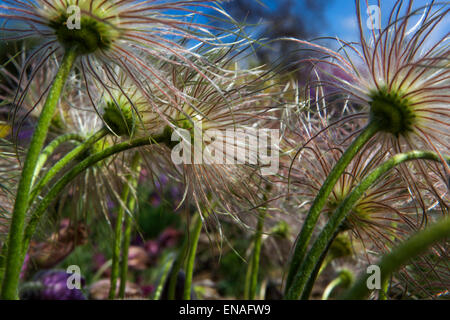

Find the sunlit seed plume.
[
  {"left": 1, "top": 0, "right": 244, "bottom": 125},
  {"left": 136, "top": 47, "right": 282, "bottom": 230},
  {"left": 285, "top": 0, "right": 449, "bottom": 190},
  {"left": 282, "top": 114, "right": 449, "bottom": 298}
]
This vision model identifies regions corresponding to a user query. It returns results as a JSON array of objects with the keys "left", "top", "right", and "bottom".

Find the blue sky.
[
  {"left": 0, "top": 0, "right": 446, "bottom": 45},
  {"left": 322, "top": 0, "right": 447, "bottom": 41}
]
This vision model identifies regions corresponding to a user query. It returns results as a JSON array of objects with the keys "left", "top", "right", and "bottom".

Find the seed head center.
[
  {"left": 49, "top": 14, "right": 117, "bottom": 54},
  {"left": 370, "top": 88, "right": 415, "bottom": 136}
]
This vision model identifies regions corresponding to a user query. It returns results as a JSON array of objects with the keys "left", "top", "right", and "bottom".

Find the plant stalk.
[
  {"left": 29, "top": 128, "right": 108, "bottom": 205},
  {"left": 1, "top": 49, "right": 77, "bottom": 299},
  {"left": 285, "top": 150, "right": 444, "bottom": 299},
  {"left": 183, "top": 214, "right": 203, "bottom": 300},
  {"left": 21, "top": 135, "right": 169, "bottom": 271},
  {"left": 285, "top": 122, "right": 379, "bottom": 293},
  {"left": 118, "top": 152, "right": 141, "bottom": 299},
  {"left": 342, "top": 216, "right": 450, "bottom": 299},
  {"left": 244, "top": 210, "right": 266, "bottom": 300},
  {"left": 31, "top": 133, "right": 85, "bottom": 186}
]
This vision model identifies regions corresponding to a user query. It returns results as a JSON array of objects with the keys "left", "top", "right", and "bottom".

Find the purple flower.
[
  {"left": 158, "top": 228, "right": 180, "bottom": 249},
  {"left": 144, "top": 240, "right": 160, "bottom": 263},
  {"left": 155, "top": 174, "right": 169, "bottom": 191},
  {"left": 140, "top": 284, "right": 155, "bottom": 298},
  {"left": 149, "top": 192, "right": 162, "bottom": 207},
  {"left": 39, "top": 270, "right": 86, "bottom": 300},
  {"left": 17, "top": 127, "right": 34, "bottom": 141}
]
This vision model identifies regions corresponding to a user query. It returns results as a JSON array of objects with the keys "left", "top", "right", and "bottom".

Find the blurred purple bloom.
[
  {"left": 155, "top": 174, "right": 169, "bottom": 191},
  {"left": 17, "top": 127, "right": 34, "bottom": 141},
  {"left": 39, "top": 270, "right": 86, "bottom": 300},
  {"left": 158, "top": 228, "right": 180, "bottom": 248},
  {"left": 144, "top": 240, "right": 160, "bottom": 262},
  {"left": 149, "top": 192, "right": 161, "bottom": 207},
  {"left": 169, "top": 186, "right": 182, "bottom": 203},
  {"left": 140, "top": 284, "right": 155, "bottom": 298}
]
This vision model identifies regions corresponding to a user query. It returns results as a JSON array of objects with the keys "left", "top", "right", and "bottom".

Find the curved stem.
[
  {"left": 0, "top": 130, "right": 107, "bottom": 281},
  {"left": 322, "top": 269, "right": 354, "bottom": 300},
  {"left": 244, "top": 210, "right": 266, "bottom": 300},
  {"left": 153, "top": 254, "right": 176, "bottom": 300},
  {"left": 183, "top": 214, "right": 203, "bottom": 300},
  {"left": 285, "top": 150, "right": 444, "bottom": 300},
  {"left": 21, "top": 135, "right": 168, "bottom": 264},
  {"left": 29, "top": 128, "right": 108, "bottom": 206},
  {"left": 322, "top": 277, "right": 342, "bottom": 300},
  {"left": 285, "top": 122, "right": 379, "bottom": 293},
  {"left": 299, "top": 231, "right": 339, "bottom": 300},
  {"left": 342, "top": 216, "right": 450, "bottom": 300},
  {"left": 118, "top": 152, "right": 141, "bottom": 299},
  {"left": 1, "top": 49, "right": 77, "bottom": 299},
  {"left": 31, "top": 133, "right": 85, "bottom": 186}
]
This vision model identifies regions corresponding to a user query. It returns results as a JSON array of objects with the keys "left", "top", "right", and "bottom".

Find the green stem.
[
  {"left": 245, "top": 210, "right": 266, "bottom": 300},
  {"left": 322, "top": 277, "right": 342, "bottom": 300},
  {"left": 243, "top": 253, "right": 254, "bottom": 299},
  {"left": 299, "top": 231, "right": 339, "bottom": 300},
  {"left": 342, "top": 216, "right": 450, "bottom": 300},
  {"left": 118, "top": 152, "right": 141, "bottom": 299},
  {"left": 21, "top": 135, "right": 168, "bottom": 266},
  {"left": 153, "top": 254, "right": 176, "bottom": 300},
  {"left": 168, "top": 235, "right": 189, "bottom": 300},
  {"left": 31, "top": 133, "right": 85, "bottom": 186},
  {"left": 285, "top": 150, "right": 444, "bottom": 300},
  {"left": 379, "top": 278, "right": 389, "bottom": 300},
  {"left": 285, "top": 122, "right": 379, "bottom": 293},
  {"left": 1, "top": 49, "right": 77, "bottom": 299},
  {"left": 0, "top": 130, "right": 106, "bottom": 281},
  {"left": 322, "top": 269, "right": 354, "bottom": 300},
  {"left": 29, "top": 129, "right": 108, "bottom": 206},
  {"left": 183, "top": 214, "right": 203, "bottom": 300},
  {"left": 108, "top": 180, "right": 131, "bottom": 299}
]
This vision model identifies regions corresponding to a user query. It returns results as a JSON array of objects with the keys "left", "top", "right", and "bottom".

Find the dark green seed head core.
[
  {"left": 49, "top": 14, "right": 116, "bottom": 55},
  {"left": 103, "top": 101, "right": 135, "bottom": 136},
  {"left": 369, "top": 87, "right": 415, "bottom": 136}
]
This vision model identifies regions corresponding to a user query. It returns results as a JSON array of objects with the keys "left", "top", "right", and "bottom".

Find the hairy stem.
[
  {"left": 285, "top": 150, "right": 444, "bottom": 300},
  {"left": 1, "top": 49, "right": 77, "bottom": 299},
  {"left": 183, "top": 214, "right": 203, "bottom": 300},
  {"left": 21, "top": 135, "right": 169, "bottom": 268},
  {"left": 0, "top": 131, "right": 99, "bottom": 281},
  {"left": 342, "top": 216, "right": 450, "bottom": 300},
  {"left": 108, "top": 178, "right": 132, "bottom": 299},
  {"left": 29, "top": 128, "right": 108, "bottom": 206},
  {"left": 299, "top": 231, "right": 339, "bottom": 300},
  {"left": 285, "top": 122, "right": 379, "bottom": 293},
  {"left": 31, "top": 133, "right": 85, "bottom": 186},
  {"left": 118, "top": 152, "right": 141, "bottom": 299}
]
